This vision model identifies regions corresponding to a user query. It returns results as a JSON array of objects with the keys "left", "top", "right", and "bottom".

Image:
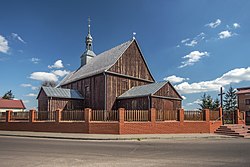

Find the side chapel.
[{"left": 37, "top": 19, "right": 182, "bottom": 111}]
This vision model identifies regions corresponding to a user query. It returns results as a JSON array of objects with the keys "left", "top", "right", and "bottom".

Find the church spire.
[
  {"left": 80, "top": 17, "right": 96, "bottom": 67},
  {"left": 86, "top": 17, "right": 93, "bottom": 51}
]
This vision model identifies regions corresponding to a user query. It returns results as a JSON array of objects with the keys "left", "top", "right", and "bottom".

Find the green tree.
[
  {"left": 212, "top": 98, "right": 220, "bottom": 110},
  {"left": 2, "top": 90, "right": 15, "bottom": 100},
  {"left": 198, "top": 94, "right": 220, "bottom": 110},
  {"left": 41, "top": 81, "right": 57, "bottom": 87},
  {"left": 223, "top": 86, "right": 237, "bottom": 112}
]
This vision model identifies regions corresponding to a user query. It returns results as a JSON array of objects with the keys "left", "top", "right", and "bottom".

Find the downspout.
[{"left": 104, "top": 72, "right": 107, "bottom": 110}]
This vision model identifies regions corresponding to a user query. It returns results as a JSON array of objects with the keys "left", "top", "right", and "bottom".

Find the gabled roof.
[
  {"left": 38, "top": 87, "right": 84, "bottom": 100},
  {"left": 0, "top": 99, "right": 26, "bottom": 109},
  {"left": 60, "top": 40, "right": 133, "bottom": 85},
  {"left": 118, "top": 81, "right": 183, "bottom": 100},
  {"left": 117, "top": 81, "right": 178, "bottom": 100}
]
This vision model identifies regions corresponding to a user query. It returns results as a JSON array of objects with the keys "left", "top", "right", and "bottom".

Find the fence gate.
[{"left": 223, "top": 110, "right": 236, "bottom": 124}]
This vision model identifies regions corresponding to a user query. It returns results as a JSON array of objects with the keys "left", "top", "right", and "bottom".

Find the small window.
[{"left": 245, "top": 99, "right": 250, "bottom": 105}]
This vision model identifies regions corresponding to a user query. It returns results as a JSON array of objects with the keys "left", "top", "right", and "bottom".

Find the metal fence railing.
[
  {"left": 184, "top": 110, "right": 204, "bottom": 121},
  {"left": 124, "top": 110, "right": 149, "bottom": 122},
  {"left": 61, "top": 110, "right": 85, "bottom": 121},
  {"left": 91, "top": 110, "right": 118, "bottom": 121},
  {"left": 156, "top": 110, "right": 177, "bottom": 121},
  {"left": 10, "top": 111, "right": 29, "bottom": 121},
  {"left": 34, "top": 111, "right": 56, "bottom": 121}
]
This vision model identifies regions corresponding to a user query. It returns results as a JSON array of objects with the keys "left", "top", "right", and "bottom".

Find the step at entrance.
[{"left": 215, "top": 124, "right": 250, "bottom": 138}]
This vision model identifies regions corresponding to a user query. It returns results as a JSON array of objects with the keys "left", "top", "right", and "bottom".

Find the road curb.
[{"left": 0, "top": 133, "right": 237, "bottom": 141}]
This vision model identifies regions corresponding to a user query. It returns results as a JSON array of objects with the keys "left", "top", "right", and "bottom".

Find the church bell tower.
[{"left": 80, "top": 17, "right": 96, "bottom": 66}]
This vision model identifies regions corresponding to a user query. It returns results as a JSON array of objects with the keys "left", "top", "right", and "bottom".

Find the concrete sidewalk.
[{"left": 0, "top": 130, "right": 237, "bottom": 140}]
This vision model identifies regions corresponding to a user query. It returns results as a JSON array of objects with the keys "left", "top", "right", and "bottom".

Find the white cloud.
[
  {"left": 0, "top": 35, "right": 9, "bottom": 54},
  {"left": 186, "top": 99, "right": 201, "bottom": 106},
  {"left": 31, "top": 58, "right": 40, "bottom": 64},
  {"left": 11, "top": 33, "right": 26, "bottom": 44},
  {"left": 48, "top": 60, "right": 64, "bottom": 69},
  {"left": 29, "top": 72, "right": 58, "bottom": 82},
  {"left": 175, "top": 67, "right": 250, "bottom": 94},
  {"left": 179, "top": 51, "right": 209, "bottom": 68},
  {"left": 218, "top": 30, "right": 233, "bottom": 39},
  {"left": 185, "top": 40, "right": 198, "bottom": 47},
  {"left": 52, "top": 70, "right": 70, "bottom": 77},
  {"left": 26, "top": 93, "right": 37, "bottom": 97},
  {"left": 20, "top": 83, "right": 38, "bottom": 90},
  {"left": 181, "top": 38, "right": 190, "bottom": 43},
  {"left": 164, "top": 75, "right": 189, "bottom": 84},
  {"left": 20, "top": 84, "right": 32, "bottom": 87},
  {"left": 206, "top": 19, "right": 221, "bottom": 28},
  {"left": 233, "top": 23, "right": 240, "bottom": 29}
]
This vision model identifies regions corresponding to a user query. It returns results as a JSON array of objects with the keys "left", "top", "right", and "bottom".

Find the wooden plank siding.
[
  {"left": 117, "top": 97, "right": 149, "bottom": 110},
  {"left": 62, "top": 74, "right": 105, "bottom": 110},
  {"left": 106, "top": 74, "right": 151, "bottom": 110},
  {"left": 151, "top": 97, "right": 181, "bottom": 111},
  {"left": 108, "top": 40, "right": 154, "bottom": 82},
  {"left": 38, "top": 90, "right": 48, "bottom": 111},
  {"left": 37, "top": 89, "right": 84, "bottom": 112},
  {"left": 154, "top": 82, "right": 182, "bottom": 99}
]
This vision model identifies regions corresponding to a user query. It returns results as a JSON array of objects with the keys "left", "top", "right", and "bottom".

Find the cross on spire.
[{"left": 88, "top": 17, "right": 91, "bottom": 34}]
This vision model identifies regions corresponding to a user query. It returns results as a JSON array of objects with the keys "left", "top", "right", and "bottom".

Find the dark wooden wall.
[
  {"left": 62, "top": 74, "right": 105, "bottom": 110},
  {"left": 37, "top": 89, "right": 84, "bottom": 111},
  {"left": 151, "top": 97, "right": 181, "bottom": 111},
  {"left": 108, "top": 40, "right": 154, "bottom": 82},
  {"left": 106, "top": 74, "right": 151, "bottom": 110},
  {"left": 117, "top": 97, "right": 149, "bottom": 110},
  {"left": 154, "top": 82, "right": 181, "bottom": 99},
  {"left": 38, "top": 90, "right": 48, "bottom": 111}
]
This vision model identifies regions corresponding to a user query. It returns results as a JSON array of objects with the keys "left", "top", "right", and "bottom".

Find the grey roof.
[
  {"left": 81, "top": 50, "right": 96, "bottom": 58},
  {"left": 118, "top": 81, "right": 168, "bottom": 99},
  {"left": 40, "top": 87, "right": 84, "bottom": 100},
  {"left": 60, "top": 40, "right": 133, "bottom": 85}
]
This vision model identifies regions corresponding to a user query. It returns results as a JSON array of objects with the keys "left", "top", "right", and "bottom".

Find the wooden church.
[{"left": 37, "top": 20, "right": 182, "bottom": 111}]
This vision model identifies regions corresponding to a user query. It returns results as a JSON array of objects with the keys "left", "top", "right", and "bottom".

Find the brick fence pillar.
[
  {"left": 55, "top": 109, "right": 62, "bottom": 123},
  {"left": 178, "top": 109, "right": 184, "bottom": 124},
  {"left": 150, "top": 108, "right": 156, "bottom": 123},
  {"left": 6, "top": 110, "right": 12, "bottom": 123},
  {"left": 118, "top": 108, "right": 125, "bottom": 134},
  {"left": 118, "top": 108, "right": 125, "bottom": 123},
  {"left": 29, "top": 109, "right": 35, "bottom": 123},
  {"left": 204, "top": 109, "right": 210, "bottom": 122},
  {"left": 84, "top": 108, "right": 91, "bottom": 123}
]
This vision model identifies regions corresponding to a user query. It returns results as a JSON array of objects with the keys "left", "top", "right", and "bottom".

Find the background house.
[
  {"left": 237, "top": 87, "right": 250, "bottom": 124},
  {"left": 0, "top": 98, "right": 26, "bottom": 112}
]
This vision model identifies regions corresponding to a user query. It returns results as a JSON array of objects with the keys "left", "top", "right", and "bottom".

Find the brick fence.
[{"left": 0, "top": 108, "right": 242, "bottom": 134}]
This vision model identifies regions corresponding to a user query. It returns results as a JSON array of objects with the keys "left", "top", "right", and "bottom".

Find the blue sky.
[{"left": 1, "top": 0, "right": 250, "bottom": 110}]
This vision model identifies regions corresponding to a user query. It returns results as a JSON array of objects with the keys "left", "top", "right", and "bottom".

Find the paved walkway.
[{"left": 0, "top": 130, "right": 237, "bottom": 140}]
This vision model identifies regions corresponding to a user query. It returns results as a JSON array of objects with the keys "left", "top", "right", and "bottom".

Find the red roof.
[
  {"left": 236, "top": 89, "right": 250, "bottom": 95},
  {"left": 0, "top": 99, "right": 26, "bottom": 109}
]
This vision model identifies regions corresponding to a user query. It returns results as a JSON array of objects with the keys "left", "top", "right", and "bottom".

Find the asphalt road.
[{"left": 0, "top": 136, "right": 250, "bottom": 167}]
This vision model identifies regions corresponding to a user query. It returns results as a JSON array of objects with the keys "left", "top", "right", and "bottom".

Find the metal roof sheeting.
[
  {"left": 118, "top": 81, "right": 168, "bottom": 99},
  {"left": 60, "top": 40, "right": 132, "bottom": 85},
  {"left": 42, "top": 87, "right": 84, "bottom": 99}
]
